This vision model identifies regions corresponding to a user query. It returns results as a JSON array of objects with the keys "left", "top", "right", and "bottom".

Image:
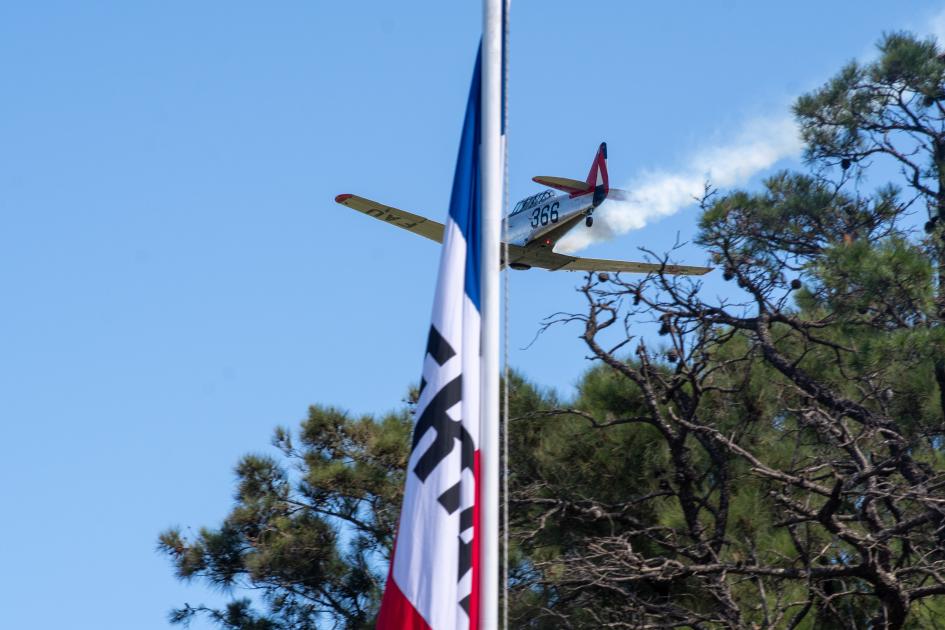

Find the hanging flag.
[{"left": 376, "top": 49, "right": 482, "bottom": 630}]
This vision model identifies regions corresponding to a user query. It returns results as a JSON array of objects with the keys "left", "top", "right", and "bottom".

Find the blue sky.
[{"left": 2, "top": 2, "right": 943, "bottom": 628}]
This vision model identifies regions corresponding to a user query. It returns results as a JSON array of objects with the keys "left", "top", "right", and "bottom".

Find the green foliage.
[
  {"left": 699, "top": 172, "right": 900, "bottom": 262},
  {"left": 794, "top": 32, "right": 945, "bottom": 158},
  {"left": 158, "top": 405, "right": 412, "bottom": 629}
]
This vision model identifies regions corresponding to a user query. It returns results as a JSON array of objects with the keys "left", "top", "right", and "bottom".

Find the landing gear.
[{"left": 585, "top": 214, "right": 594, "bottom": 228}]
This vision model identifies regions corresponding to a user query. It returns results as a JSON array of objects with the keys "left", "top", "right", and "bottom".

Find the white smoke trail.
[
  {"left": 552, "top": 6, "right": 945, "bottom": 256},
  {"left": 555, "top": 115, "right": 803, "bottom": 253}
]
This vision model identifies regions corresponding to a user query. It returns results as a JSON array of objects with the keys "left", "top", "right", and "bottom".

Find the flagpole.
[{"left": 480, "top": 0, "right": 503, "bottom": 627}]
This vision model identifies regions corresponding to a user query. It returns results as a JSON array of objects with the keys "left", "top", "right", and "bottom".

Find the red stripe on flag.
[
  {"left": 469, "top": 450, "right": 481, "bottom": 630},
  {"left": 376, "top": 572, "right": 433, "bottom": 630}
]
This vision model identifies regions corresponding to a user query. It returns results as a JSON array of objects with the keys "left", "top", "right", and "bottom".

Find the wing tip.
[{"left": 335, "top": 193, "right": 353, "bottom": 204}]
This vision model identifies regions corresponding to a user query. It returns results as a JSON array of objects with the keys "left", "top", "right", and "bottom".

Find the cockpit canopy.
[{"left": 510, "top": 189, "right": 555, "bottom": 215}]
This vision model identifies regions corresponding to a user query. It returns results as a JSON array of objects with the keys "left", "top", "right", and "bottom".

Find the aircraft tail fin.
[
  {"left": 532, "top": 142, "right": 610, "bottom": 204},
  {"left": 586, "top": 142, "right": 609, "bottom": 207}
]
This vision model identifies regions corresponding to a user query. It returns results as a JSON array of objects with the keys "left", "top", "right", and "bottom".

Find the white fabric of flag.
[{"left": 376, "top": 49, "right": 482, "bottom": 630}]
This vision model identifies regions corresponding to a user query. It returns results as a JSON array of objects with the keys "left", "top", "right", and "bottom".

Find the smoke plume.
[{"left": 555, "top": 115, "right": 802, "bottom": 253}]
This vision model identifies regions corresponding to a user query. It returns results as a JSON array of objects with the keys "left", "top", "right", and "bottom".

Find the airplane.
[{"left": 334, "top": 143, "right": 711, "bottom": 275}]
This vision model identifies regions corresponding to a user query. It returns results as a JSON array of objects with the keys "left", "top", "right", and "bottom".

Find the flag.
[{"left": 376, "top": 49, "right": 482, "bottom": 630}]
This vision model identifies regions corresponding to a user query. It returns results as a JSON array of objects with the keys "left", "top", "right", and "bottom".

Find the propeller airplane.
[{"left": 335, "top": 143, "right": 711, "bottom": 275}]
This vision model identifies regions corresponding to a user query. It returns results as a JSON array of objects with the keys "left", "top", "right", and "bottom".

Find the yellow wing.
[
  {"left": 334, "top": 194, "right": 444, "bottom": 243},
  {"left": 505, "top": 244, "right": 711, "bottom": 275}
]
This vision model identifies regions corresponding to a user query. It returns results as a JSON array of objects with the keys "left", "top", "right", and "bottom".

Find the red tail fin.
[{"left": 586, "top": 142, "right": 609, "bottom": 207}]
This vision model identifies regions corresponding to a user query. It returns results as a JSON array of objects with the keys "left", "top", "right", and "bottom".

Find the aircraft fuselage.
[{"left": 503, "top": 189, "right": 596, "bottom": 248}]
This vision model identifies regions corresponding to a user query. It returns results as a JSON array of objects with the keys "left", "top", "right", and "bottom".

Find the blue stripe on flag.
[{"left": 448, "top": 48, "right": 482, "bottom": 312}]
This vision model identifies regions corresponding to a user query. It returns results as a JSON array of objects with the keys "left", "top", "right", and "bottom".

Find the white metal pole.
[{"left": 480, "top": 0, "right": 502, "bottom": 627}]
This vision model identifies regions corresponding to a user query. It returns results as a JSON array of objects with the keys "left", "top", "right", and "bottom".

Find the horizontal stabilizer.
[{"left": 531, "top": 175, "right": 590, "bottom": 194}]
